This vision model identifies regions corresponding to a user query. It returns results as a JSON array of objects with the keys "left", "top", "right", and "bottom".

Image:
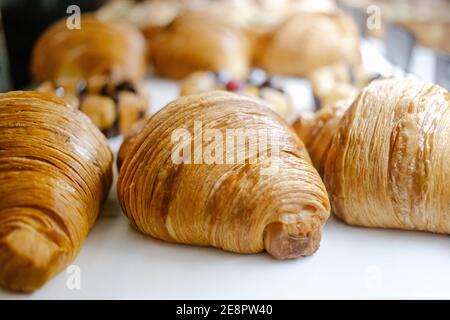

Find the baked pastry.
[
  {"left": 150, "top": 11, "right": 251, "bottom": 79},
  {"left": 292, "top": 98, "right": 351, "bottom": 175},
  {"left": 254, "top": 11, "right": 360, "bottom": 77},
  {"left": 117, "top": 91, "right": 330, "bottom": 259},
  {"left": 179, "top": 70, "right": 293, "bottom": 118},
  {"left": 36, "top": 78, "right": 149, "bottom": 137},
  {"left": 309, "top": 63, "right": 382, "bottom": 109},
  {"left": 31, "top": 15, "right": 149, "bottom": 137},
  {"left": 294, "top": 78, "right": 450, "bottom": 234},
  {"left": 31, "top": 15, "right": 146, "bottom": 83},
  {"left": 0, "top": 91, "right": 112, "bottom": 292}
]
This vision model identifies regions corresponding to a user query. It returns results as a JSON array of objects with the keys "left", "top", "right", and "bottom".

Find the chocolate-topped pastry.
[
  {"left": 37, "top": 77, "right": 149, "bottom": 138},
  {"left": 180, "top": 70, "right": 293, "bottom": 118},
  {"left": 309, "top": 63, "right": 384, "bottom": 109}
]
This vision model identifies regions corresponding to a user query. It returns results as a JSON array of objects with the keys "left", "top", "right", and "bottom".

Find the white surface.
[{"left": 1, "top": 42, "right": 449, "bottom": 300}]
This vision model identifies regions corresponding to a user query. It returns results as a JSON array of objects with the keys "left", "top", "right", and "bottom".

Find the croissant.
[
  {"left": 117, "top": 91, "right": 330, "bottom": 259},
  {"left": 31, "top": 15, "right": 147, "bottom": 83},
  {"left": 0, "top": 91, "right": 113, "bottom": 292},
  {"left": 31, "top": 15, "right": 149, "bottom": 137},
  {"left": 254, "top": 11, "right": 360, "bottom": 77},
  {"left": 150, "top": 11, "right": 251, "bottom": 79},
  {"left": 294, "top": 78, "right": 450, "bottom": 234}
]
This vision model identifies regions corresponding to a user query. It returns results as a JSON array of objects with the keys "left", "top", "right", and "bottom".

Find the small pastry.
[
  {"left": 254, "top": 11, "right": 360, "bottom": 77},
  {"left": 180, "top": 70, "right": 293, "bottom": 118},
  {"left": 36, "top": 79, "right": 149, "bottom": 137},
  {"left": 0, "top": 91, "right": 112, "bottom": 292},
  {"left": 294, "top": 78, "right": 450, "bottom": 234},
  {"left": 309, "top": 63, "right": 382, "bottom": 109},
  {"left": 117, "top": 91, "right": 330, "bottom": 259},
  {"left": 150, "top": 11, "right": 251, "bottom": 79}
]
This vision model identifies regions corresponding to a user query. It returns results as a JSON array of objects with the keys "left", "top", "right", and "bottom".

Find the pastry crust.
[
  {"left": 31, "top": 15, "right": 147, "bottom": 83},
  {"left": 254, "top": 11, "right": 360, "bottom": 76},
  {"left": 0, "top": 91, "right": 112, "bottom": 292},
  {"left": 297, "top": 78, "right": 450, "bottom": 234},
  {"left": 117, "top": 91, "right": 330, "bottom": 259},
  {"left": 150, "top": 11, "right": 251, "bottom": 79}
]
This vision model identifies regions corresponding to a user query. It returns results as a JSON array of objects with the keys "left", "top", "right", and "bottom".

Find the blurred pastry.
[
  {"left": 31, "top": 15, "right": 146, "bottom": 83},
  {"left": 150, "top": 11, "right": 251, "bottom": 79},
  {"left": 180, "top": 70, "right": 293, "bottom": 118},
  {"left": 117, "top": 91, "right": 330, "bottom": 259},
  {"left": 0, "top": 91, "right": 112, "bottom": 292},
  {"left": 37, "top": 78, "right": 149, "bottom": 137},
  {"left": 309, "top": 63, "right": 382, "bottom": 109},
  {"left": 32, "top": 15, "right": 149, "bottom": 137},
  {"left": 254, "top": 11, "right": 360, "bottom": 77}
]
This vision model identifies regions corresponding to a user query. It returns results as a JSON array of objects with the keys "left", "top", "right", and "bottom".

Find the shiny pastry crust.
[
  {"left": 298, "top": 78, "right": 450, "bottom": 234},
  {"left": 150, "top": 11, "right": 251, "bottom": 79},
  {"left": 31, "top": 15, "right": 147, "bottom": 83},
  {"left": 117, "top": 91, "right": 330, "bottom": 259},
  {"left": 254, "top": 11, "right": 360, "bottom": 76},
  {"left": 0, "top": 91, "right": 113, "bottom": 292}
]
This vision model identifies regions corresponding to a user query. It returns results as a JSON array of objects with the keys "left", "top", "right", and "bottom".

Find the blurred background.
[{"left": 0, "top": 0, "right": 449, "bottom": 91}]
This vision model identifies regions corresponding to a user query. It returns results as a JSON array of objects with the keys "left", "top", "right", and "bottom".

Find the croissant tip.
[
  {"left": 264, "top": 222, "right": 321, "bottom": 260},
  {"left": 0, "top": 227, "right": 65, "bottom": 293}
]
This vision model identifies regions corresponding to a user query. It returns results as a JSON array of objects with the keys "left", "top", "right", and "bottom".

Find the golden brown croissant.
[
  {"left": 117, "top": 91, "right": 330, "bottom": 259},
  {"left": 0, "top": 91, "right": 112, "bottom": 292},
  {"left": 150, "top": 11, "right": 251, "bottom": 79},
  {"left": 295, "top": 78, "right": 450, "bottom": 234},
  {"left": 254, "top": 11, "right": 360, "bottom": 77},
  {"left": 31, "top": 15, "right": 147, "bottom": 83},
  {"left": 31, "top": 15, "right": 149, "bottom": 137}
]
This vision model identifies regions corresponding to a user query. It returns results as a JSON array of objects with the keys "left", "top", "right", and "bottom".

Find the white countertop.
[{"left": 1, "top": 41, "right": 449, "bottom": 300}]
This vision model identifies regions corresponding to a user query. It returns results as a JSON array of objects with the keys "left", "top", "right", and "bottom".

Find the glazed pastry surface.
[
  {"left": 254, "top": 11, "right": 360, "bottom": 76},
  {"left": 0, "top": 91, "right": 112, "bottom": 292},
  {"left": 297, "top": 79, "right": 450, "bottom": 234},
  {"left": 118, "top": 91, "right": 330, "bottom": 259},
  {"left": 150, "top": 11, "right": 251, "bottom": 79}
]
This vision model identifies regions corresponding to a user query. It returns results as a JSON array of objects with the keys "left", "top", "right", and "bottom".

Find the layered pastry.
[
  {"left": 150, "top": 11, "right": 251, "bottom": 79},
  {"left": 117, "top": 91, "right": 330, "bottom": 259},
  {"left": 180, "top": 70, "right": 293, "bottom": 118},
  {"left": 31, "top": 15, "right": 149, "bottom": 136},
  {"left": 309, "top": 63, "right": 382, "bottom": 109},
  {"left": 294, "top": 78, "right": 450, "bottom": 234},
  {"left": 0, "top": 91, "right": 112, "bottom": 292},
  {"left": 254, "top": 11, "right": 360, "bottom": 77}
]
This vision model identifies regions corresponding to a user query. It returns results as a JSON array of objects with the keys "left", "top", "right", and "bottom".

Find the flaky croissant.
[
  {"left": 0, "top": 91, "right": 112, "bottom": 292},
  {"left": 31, "top": 15, "right": 146, "bottom": 83},
  {"left": 150, "top": 11, "right": 251, "bottom": 79},
  {"left": 254, "top": 11, "right": 360, "bottom": 77},
  {"left": 117, "top": 91, "right": 330, "bottom": 259},
  {"left": 294, "top": 78, "right": 450, "bottom": 234}
]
